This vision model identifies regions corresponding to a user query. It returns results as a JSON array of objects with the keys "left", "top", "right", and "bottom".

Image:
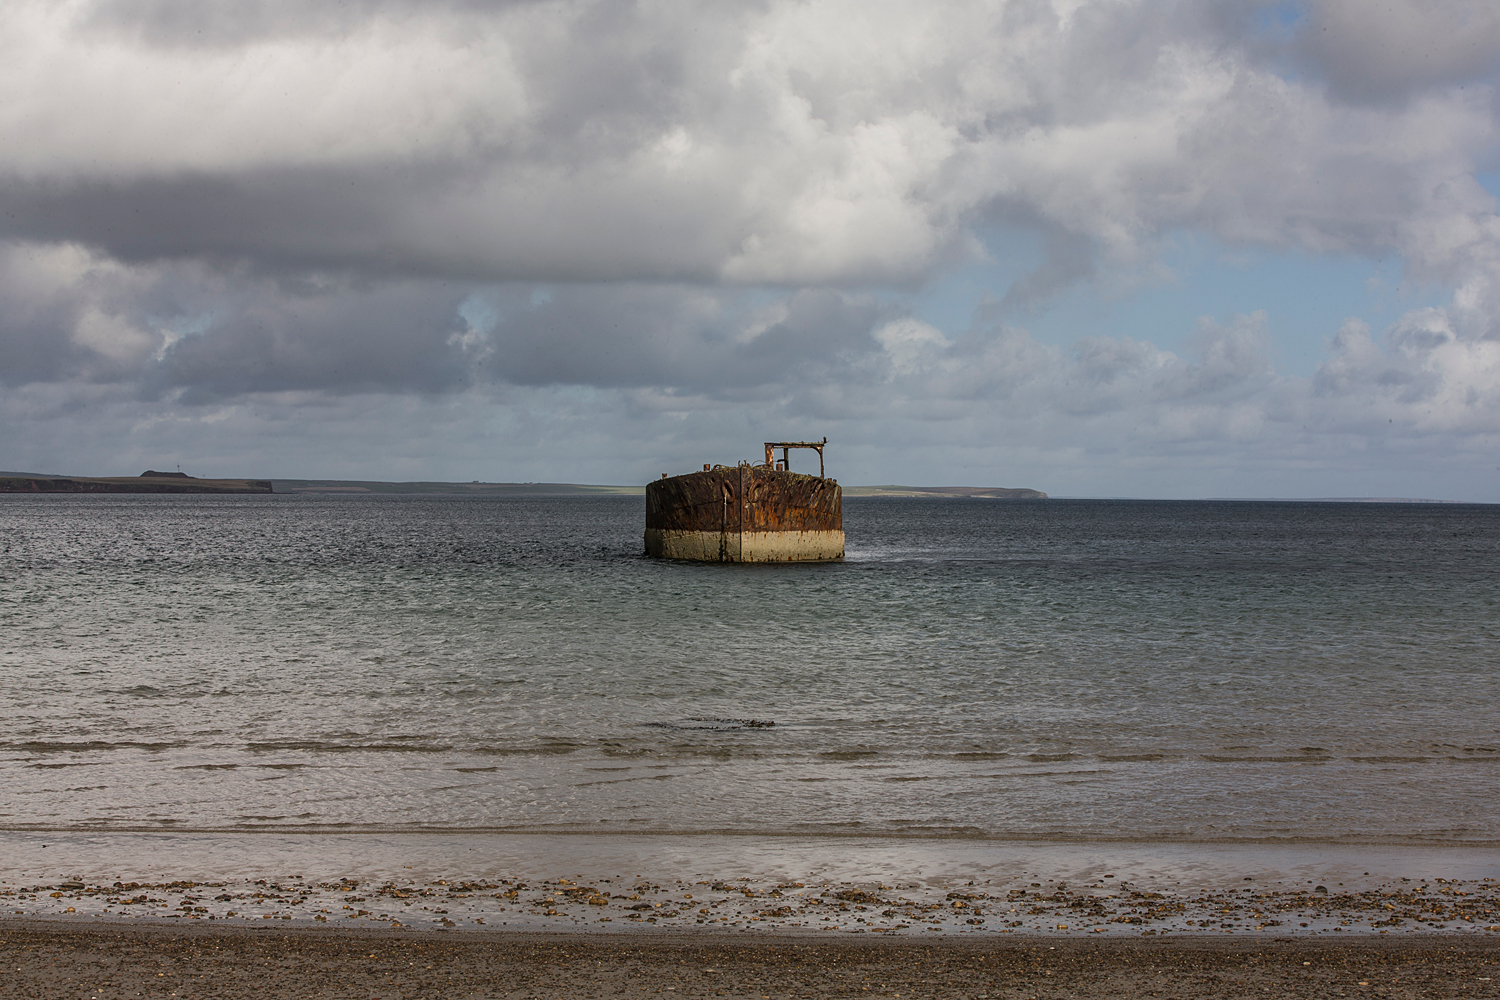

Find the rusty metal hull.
[{"left": 645, "top": 467, "right": 843, "bottom": 563}]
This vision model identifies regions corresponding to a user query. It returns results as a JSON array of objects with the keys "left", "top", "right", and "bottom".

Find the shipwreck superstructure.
[{"left": 645, "top": 439, "right": 844, "bottom": 563}]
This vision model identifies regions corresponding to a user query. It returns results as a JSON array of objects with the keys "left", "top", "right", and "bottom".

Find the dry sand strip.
[{"left": 2, "top": 920, "right": 1499, "bottom": 999}]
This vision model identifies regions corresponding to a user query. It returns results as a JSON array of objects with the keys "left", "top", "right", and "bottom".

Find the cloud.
[
  {"left": 0, "top": 241, "right": 168, "bottom": 385},
  {"left": 1315, "top": 313, "right": 1500, "bottom": 434},
  {"left": 1, "top": 1, "right": 1499, "bottom": 496},
  {"left": 2, "top": 0, "right": 1493, "bottom": 288},
  {"left": 6, "top": 293, "right": 1496, "bottom": 500},
  {"left": 469, "top": 285, "right": 887, "bottom": 392},
  {"left": 0, "top": 242, "right": 476, "bottom": 395},
  {"left": 1297, "top": 0, "right": 1500, "bottom": 106}
]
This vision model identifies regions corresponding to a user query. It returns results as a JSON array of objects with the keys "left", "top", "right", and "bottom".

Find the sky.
[{"left": 2, "top": 0, "right": 1499, "bottom": 499}]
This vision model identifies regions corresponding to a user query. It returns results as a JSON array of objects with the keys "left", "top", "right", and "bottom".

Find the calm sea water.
[{"left": 1, "top": 494, "right": 1496, "bottom": 843}]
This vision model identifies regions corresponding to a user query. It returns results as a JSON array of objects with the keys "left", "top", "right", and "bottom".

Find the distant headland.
[
  {"left": 270, "top": 479, "right": 1047, "bottom": 497},
  {"left": 0, "top": 471, "right": 273, "bottom": 494},
  {"left": 0, "top": 473, "right": 1049, "bottom": 498}
]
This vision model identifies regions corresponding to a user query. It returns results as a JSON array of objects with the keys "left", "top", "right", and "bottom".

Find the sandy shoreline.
[
  {"left": 4, "top": 919, "right": 1499, "bottom": 998},
  {"left": 4, "top": 836, "right": 1498, "bottom": 995},
  {"left": 5, "top": 832, "right": 1498, "bottom": 940}
]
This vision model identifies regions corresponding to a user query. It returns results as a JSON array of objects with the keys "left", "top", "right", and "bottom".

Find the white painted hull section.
[{"left": 644, "top": 528, "right": 845, "bottom": 563}]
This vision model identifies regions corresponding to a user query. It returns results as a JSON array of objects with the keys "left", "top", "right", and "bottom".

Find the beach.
[
  {"left": 5, "top": 832, "right": 1498, "bottom": 996},
  {"left": 3, "top": 832, "right": 1499, "bottom": 937},
  {"left": 8, "top": 0, "right": 1500, "bottom": 987},
  {"left": 4, "top": 494, "right": 1497, "bottom": 995},
  {"left": 5, "top": 921, "right": 1499, "bottom": 999}
]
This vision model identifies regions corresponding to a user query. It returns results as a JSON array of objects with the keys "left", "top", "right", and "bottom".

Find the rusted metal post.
[{"left": 761, "top": 438, "right": 829, "bottom": 478}]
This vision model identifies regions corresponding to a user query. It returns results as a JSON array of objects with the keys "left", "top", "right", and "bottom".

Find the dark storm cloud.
[
  {"left": 474, "top": 286, "right": 885, "bottom": 391},
  {"left": 0, "top": 162, "right": 738, "bottom": 286},
  {"left": 1295, "top": 0, "right": 1500, "bottom": 106},
  {"left": 80, "top": 0, "right": 442, "bottom": 46},
  {"left": 0, "top": 283, "right": 92, "bottom": 386},
  {"left": 160, "top": 281, "right": 889, "bottom": 401},
  {"left": 0, "top": 243, "right": 476, "bottom": 396},
  {"left": 153, "top": 282, "right": 473, "bottom": 399},
  {"left": 0, "top": 242, "right": 173, "bottom": 386},
  {"left": 147, "top": 280, "right": 886, "bottom": 401},
  {"left": 0, "top": 238, "right": 891, "bottom": 401}
]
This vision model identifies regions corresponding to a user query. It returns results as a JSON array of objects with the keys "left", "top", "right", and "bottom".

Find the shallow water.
[{"left": 2, "top": 494, "right": 1497, "bottom": 842}]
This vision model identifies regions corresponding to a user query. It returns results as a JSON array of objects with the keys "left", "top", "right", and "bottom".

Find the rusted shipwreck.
[{"left": 645, "top": 439, "right": 843, "bottom": 563}]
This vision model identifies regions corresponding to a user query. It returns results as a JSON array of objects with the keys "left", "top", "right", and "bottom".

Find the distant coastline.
[
  {"left": 844, "top": 485, "right": 1047, "bottom": 499},
  {"left": 275, "top": 480, "right": 1050, "bottom": 497},
  {"left": 5, "top": 475, "right": 1473, "bottom": 502},
  {"left": 0, "top": 472, "right": 271, "bottom": 494},
  {"left": 272, "top": 478, "right": 643, "bottom": 495},
  {"left": 0, "top": 475, "right": 1052, "bottom": 497},
  {"left": 1202, "top": 496, "right": 1474, "bottom": 504}
]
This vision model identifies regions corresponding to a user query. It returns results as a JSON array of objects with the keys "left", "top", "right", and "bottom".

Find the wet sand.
[
  {"left": 3, "top": 919, "right": 1498, "bottom": 998},
  {"left": 5, "top": 832, "right": 1498, "bottom": 938},
  {"left": 7, "top": 832, "right": 1499, "bottom": 996}
]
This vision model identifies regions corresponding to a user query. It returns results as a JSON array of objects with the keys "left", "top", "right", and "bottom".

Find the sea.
[{"left": 2, "top": 493, "right": 1498, "bottom": 934}]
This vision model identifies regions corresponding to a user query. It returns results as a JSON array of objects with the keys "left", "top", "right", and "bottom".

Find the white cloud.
[
  {"left": 0, "top": 2, "right": 528, "bottom": 176},
  {"left": 1315, "top": 314, "right": 1500, "bottom": 434},
  {"left": 71, "top": 307, "right": 158, "bottom": 364},
  {"left": 0, "top": 0, "right": 1491, "bottom": 290},
  {"left": 873, "top": 317, "right": 949, "bottom": 376}
]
